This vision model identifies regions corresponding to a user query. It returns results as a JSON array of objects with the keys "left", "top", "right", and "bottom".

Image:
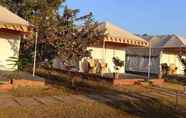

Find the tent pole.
[
  {"left": 147, "top": 40, "right": 151, "bottom": 81},
  {"left": 33, "top": 31, "right": 38, "bottom": 77}
]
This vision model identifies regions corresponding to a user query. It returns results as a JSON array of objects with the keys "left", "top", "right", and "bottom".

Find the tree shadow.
[{"left": 37, "top": 68, "right": 186, "bottom": 118}]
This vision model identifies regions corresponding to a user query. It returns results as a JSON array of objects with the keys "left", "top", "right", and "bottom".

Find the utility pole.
[
  {"left": 32, "top": 8, "right": 38, "bottom": 77},
  {"left": 33, "top": 31, "right": 38, "bottom": 77},
  {"left": 147, "top": 40, "right": 151, "bottom": 81}
]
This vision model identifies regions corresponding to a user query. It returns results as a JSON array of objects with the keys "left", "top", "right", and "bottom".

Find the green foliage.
[
  {"left": 0, "top": 0, "right": 105, "bottom": 67},
  {"left": 178, "top": 55, "right": 186, "bottom": 75},
  {"left": 161, "top": 63, "right": 170, "bottom": 76},
  {"left": 112, "top": 57, "right": 124, "bottom": 71},
  {"left": 0, "top": 0, "right": 65, "bottom": 62},
  {"left": 7, "top": 56, "right": 32, "bottom": 71},
  {"left": 55, "top": 6, "right": 105, "bottom": 65}
]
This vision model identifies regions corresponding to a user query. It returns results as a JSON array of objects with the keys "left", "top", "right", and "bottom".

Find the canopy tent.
[
  {"left": 0, "top": 5, "right": 32, "bottom": 71},
  {"left": 126, "top": 35, "right": 186, "bottom": 56},
  {"left": 80, "top": 22, "right": 149, "bottom": 76},
  {"left": 126, "top": 47, "right": 161, "bottom": 57},
  {"left": 126, "top": 35, "right": 186, "bottom": 75},
  {"left": 150, "top": 35, "right": 186, "bottom": 49},
  {"left": 160, "top": 35, "right": 186, "bottom": 54},
  {"left": 99, "top": 22, "right": 148, "bottom": 47},
  {"left": 0, "top": 5, "right": 31, "bottom": 33}
]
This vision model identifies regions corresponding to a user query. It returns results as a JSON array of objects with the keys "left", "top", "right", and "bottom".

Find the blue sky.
[{"left": 61, "top": 0, "right": 186, "bottom": 36}]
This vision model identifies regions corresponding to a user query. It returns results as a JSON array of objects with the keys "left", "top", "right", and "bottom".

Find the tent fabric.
[
  {"left": 144, "top": 35, "right": 186, "bottom": 49},
  {"left": 99, "top": 22, "right": 149, "bottom": 47},
  {"left": 163, "top": 36, "right": 186, "bottom": 48},
  {"left": 0, "top": 5, "right": 31, "bottom": 33},
  {"left": 126, "top": 56, "right": 160, "bottom": 74},
  {"left": 126, "top": 47, "right": 161, "bottom": 57},
  {"left": 0, "top": 24, "right": 29, "bottom": 33},
  {"left": 125, "top": 35, "right": 186, "bottom": 75},
  {"left": 150, "top": 36, "right": 170, "bottom": 48}
]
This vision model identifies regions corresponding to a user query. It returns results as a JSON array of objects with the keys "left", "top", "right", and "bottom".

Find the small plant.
[
  {"left": 161, "top": 63, "right": 169, "bottom": 77},
  {"left": 112, "top": 57, "right": 124, "bottom": 79},
  {"left": 6, "top": 56, "right": 31, "bottom": 82},
  {"left": 112, "top": 57, "right": 124, "bottom": 70},
  {"left": 178, "top": 56, "right": 186, "bottom": 75},
  {"left": 7, "top": 56, "right": 32, "bottom": 71}
]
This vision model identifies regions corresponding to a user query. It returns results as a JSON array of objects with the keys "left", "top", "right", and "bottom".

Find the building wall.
[
  {"left": 125, "top": 55, "right": 160, "bottom": 74},
  {"left": 87, "top": 45, "right": 126, "bottom": 73},
  {"left": 0, "top": 32, "right": 21, "bottom": 71},
  {"left": 160, "top": 53, "right": 184, "bottom": 75},
  {"left": 125, "top": 52, "right": 185, "bottom": 75}
]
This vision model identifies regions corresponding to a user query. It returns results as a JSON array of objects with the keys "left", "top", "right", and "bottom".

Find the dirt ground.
[
  {"left": 0, "top": 81, "right": 185, "bottom": 118},
  {"left": 0, "top": 71, "right": 186, "bottom": 118}
]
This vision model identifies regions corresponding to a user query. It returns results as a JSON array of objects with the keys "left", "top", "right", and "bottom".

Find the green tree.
[
  {"left": 0, "top": 0, "right": 65, "bottom": 61},
  {"left": 0, "top": 0, "right": 105, "bottom": 68},
  {"left": 54, "top": 6, "right": 105, "bottom": 67}
]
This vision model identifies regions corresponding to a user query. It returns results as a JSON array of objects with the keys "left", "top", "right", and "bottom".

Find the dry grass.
[
  {"left": 0, "top": 80, "right": 186, "bottom": 118},
  {"left": 1, "top": 69, "right": 186, "bottom": 118},
  {"left": 0, "top": 100, "right": 135, "bottom": 118},
  {"left": 10, "top": 86, "right": 72, "bottom": 97},
  {"left": 34, "top": 68, "right": 186, "bottom": 117},
  {"left": 161, "top": 82, "right": 185, "bottom": 92}
]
